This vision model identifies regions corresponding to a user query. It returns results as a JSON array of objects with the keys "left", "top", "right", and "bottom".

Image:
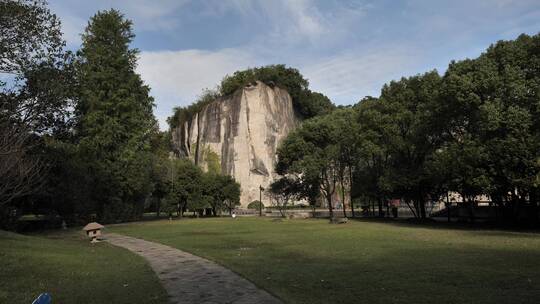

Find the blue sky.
[{"left": 50, "top": 0, "right": 540, "bottom": 128}]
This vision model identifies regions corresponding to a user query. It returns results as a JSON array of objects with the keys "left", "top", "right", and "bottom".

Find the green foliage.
[
  {"left": 221, "top": 65, "right": 334, "bottom": 118},
  {"left": 268, "top": 176, "right": 301, "bottom": 217},
  {"left": 1, "top": 0, "right": 75, "bottom": 226},
  {"left": 167, "top": 89, "right": 219, "bottom": 129},
  {"left": 0, "top": 0, "right": 64, "bottom": 75},
  {"left": 168, "top": 64, "right": 334, "bottom": 130},
  {"left": 166, "top": 158, "right": 203, "bottom": 213},
  {"left": 161, "top": 158, "right": 240, "bottom": 216},
  {"left": 276, "top": 107, "right": 362, "bottom": 216},
  {"left": 435, "top": 33, "right": 540, "bottom": 210},
  {"left": 279, "top": 33, "right": 540, "bottom": 223},
  {"left": 2, "top": 3, "right": 246, "bottom": 225},
  {"left": 276, "top": 114, "right": 341, "bottom": 216},
  {"left": 375, "top": 71, "right": 444, "bottom": 217},
  {"left": 247, "top": 200, "right": 263, "bottom": 210},
  {"left": 201, "top": 173, "right": 241, "bottom": 214},
  {"left": 73, "top": 9, "right": 157, "bottom": 222},
  {"left": 4, "top": 0, "right": 540, "bottom": 226}
]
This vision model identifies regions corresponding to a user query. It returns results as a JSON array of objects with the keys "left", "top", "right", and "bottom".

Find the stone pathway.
[{"left": 106, "top": 233, "right": 282, "bottom": 304}]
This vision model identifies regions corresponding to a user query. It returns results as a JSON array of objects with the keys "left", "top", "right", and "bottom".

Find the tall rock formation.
[{"left": 171, "top": 81, "right": 299, "bottom": 207}]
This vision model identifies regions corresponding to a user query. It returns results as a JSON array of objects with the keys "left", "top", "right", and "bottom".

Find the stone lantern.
[{"left": 82, "top": 222, "right": 104, "bottom": 243}]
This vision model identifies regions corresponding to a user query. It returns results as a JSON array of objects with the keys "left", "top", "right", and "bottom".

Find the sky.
[{"left": 49, "top": 0, "right": 540, "bottom": 129}]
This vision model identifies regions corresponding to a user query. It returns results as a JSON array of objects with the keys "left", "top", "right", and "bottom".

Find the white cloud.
[
  {"left": 117, "top": 0, "right": 190, "bottom": 31},
  {"left": 50, "top": 0, "right": 540, "bottom": 130},
  {"left": 137, "top": 44, "right": 424, "bottom": 129},
  {"left": 137, "top": 48, "right": 258, "bottom": 128},
  {"left": 200, "top": 0, "right": 344, "bottom": 44},
  {"left": 259, "top": 0, "right": 370, "bottom": 49},
  {"left": 302, "top": 47, "right": 421, "bottom": 104},
  {"left": 56, "top": 12, "right": 87, "bottom": 48},
  {"left": 54, "top": 0, "right": 191, "bottom": 47},
  {"left": 276, "top": 0, "right": 328, "bottom": 40}
]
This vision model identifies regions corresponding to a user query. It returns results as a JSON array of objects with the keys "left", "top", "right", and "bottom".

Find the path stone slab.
[{"left": 106, "top": 233, "right": 282, "bottom": 304}]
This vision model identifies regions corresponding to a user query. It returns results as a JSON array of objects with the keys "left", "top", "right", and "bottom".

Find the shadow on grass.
[{"left": 346, "top": 216, "right": 540, "bottom": 235}]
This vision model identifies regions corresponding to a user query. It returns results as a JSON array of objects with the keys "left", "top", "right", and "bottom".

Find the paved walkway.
[{"left": 106, "top": 233, "right": 282, "bottom": 304}]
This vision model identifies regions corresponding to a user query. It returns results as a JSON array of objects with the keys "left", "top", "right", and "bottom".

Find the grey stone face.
[{"left": 171, "top": 82, "right": 299, "bottom": 207}]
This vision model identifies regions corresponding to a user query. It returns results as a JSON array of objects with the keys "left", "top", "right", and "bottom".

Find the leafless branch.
[{"left": 0, "top": 121, "right": 46, "bottom": 207}]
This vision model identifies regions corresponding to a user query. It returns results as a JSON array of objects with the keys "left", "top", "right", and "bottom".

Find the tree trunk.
[
  {"left": 468, "top": 199, "right": 475, "bottom": 223},
  {"left": 494, "top": 199, "right": 500, "bottom": 225},
  {"left": 327, "top": 195, "right": 333, "bottom": 218},
  {"left": 349, "top": 169, "right": 355, "bottom": 218},
  {"left": 156, "top": 198, "right": 161, "bottom": 218},
  {"left": 530, "top": 188, "right": 538, "bottom": 226},
  {"left": 511, "top": 192, "right": 519, "bottom": 225},
  {"left": 340, "top": 177, "right": 347, "bottom": 218},
  {"left": 279, "top": 200, "right": 287, "bottom": 218},
  {"left": 404, "top": 199, "right": 418, "bottom": 218},
  {"left": 378, "top": 197, "right": 383, "bottom": 217},
  {"left": 446, "top": 192, "right": 450, "bottom": 223},
  {"left": 419, "top": 199, "right": 426, "bottom": 219},
  {"left": 179, "top": 201, "right": 186, "bottom": 218}
]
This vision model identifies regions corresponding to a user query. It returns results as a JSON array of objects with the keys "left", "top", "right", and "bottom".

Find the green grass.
[
  {"left": 110, "top": 217, "right": 540, "bottom": 304},
  {"left": 0, "top": 230, "right": 167, "bottom": 304}
]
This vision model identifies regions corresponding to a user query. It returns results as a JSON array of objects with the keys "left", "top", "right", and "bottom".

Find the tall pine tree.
[{"left": 76, "top": 9, "right": 157, "bottom": 222}]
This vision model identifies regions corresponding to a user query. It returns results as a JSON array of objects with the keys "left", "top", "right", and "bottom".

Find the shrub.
[{"left": 247, "top": 200, "right": 263, "bottom": 210}]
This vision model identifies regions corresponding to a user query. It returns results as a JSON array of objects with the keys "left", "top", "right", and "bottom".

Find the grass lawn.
[
  {"left": 110, "top": 217, "right": 540, "bottom": 304},
  {"left": 0, "top": 230, "right": 167, "bottom": 304}
]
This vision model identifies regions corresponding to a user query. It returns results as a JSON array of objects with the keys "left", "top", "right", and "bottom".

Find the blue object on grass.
[{"left": 32, "top": 293, "right": 51, "bottom": 304}]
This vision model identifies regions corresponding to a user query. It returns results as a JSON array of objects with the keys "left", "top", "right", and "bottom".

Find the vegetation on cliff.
[
  {"left": 167, "top": 88, "right": 220, "bottom": 130},
  {"left": 168, "top": 64, "right": 335, "bottom": 129}
]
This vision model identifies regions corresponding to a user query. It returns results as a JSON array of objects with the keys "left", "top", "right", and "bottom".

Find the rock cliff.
[{"left": 171, "top": 81, "right": 299, "bottom": 207}]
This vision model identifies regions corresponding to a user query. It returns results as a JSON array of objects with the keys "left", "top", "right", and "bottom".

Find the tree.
[
  {"left": 376, "top": 71, "right": 445, "bottom": 218},
  {"left": 351, "top": 97, "right": 393, "bottom": 217},
  {"left": 75, "top": 9, "right": 157, "bottom": 222},
  {"left": 1, "top": 0, "right": 74, "bottom": 134},
  {"left": 276, "top": 116, "right": 340, "bottom": 218},
  {"left": 1, "top": 0, "right": 73, "bottom": 226},
  {"left": 0, "top": 122, "right": 45, "bottom": 210},
  {"left": 438, "top": 34, "right": 540, "bottom": 224},
  {"left": 325, "top": 108, "right": 360, "bottom": 217},
  {"left": 148, "top": 131, "right": 172, "bottom": 218},
  {"left": 166, "top": 159, "right": 202, "bottom": 217},
  {"left": 1, "top": 0, "right": 63, "bottom": 74},
  {"left": 429, "top": 138, "right": 491, "bottom": 221},
  {"left": 268, "top": 177, "right": 299, "bottom": 217},
  {"left": 201, "top": 173, "right": 241, "bottom": 216},
  {"left": 219, "top": 175, "right": 241, "bottom": 215}
]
